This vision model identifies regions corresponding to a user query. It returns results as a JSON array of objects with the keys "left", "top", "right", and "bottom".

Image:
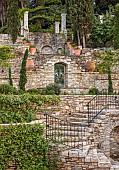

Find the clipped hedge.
[
  {"left": 0, "top": 93, "right": 60, "bottom": 123},
  {"left": 0, "top": 124, "right": 51, "bottom": 170}
]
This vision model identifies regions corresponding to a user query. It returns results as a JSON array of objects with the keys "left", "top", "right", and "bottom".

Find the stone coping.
[{"left": 0, "top": 120, "right": 45, "bottom": 126}]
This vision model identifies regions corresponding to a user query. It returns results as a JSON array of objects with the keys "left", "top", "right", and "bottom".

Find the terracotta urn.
[
  {"left": 73, "top": 48, "right": 81, "bottom": 56},
  {"left": 86, "top": 60, "right": 95, "bottom": 72},
  {"left": 29, "top": 47, "right": 36, "bottom": 54},
  {"left": 26, "top": 58, "right": 34, "bottom": 71}
]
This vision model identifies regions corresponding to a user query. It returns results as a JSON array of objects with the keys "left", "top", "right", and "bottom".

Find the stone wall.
[
  {"left": 1, "top": 52, "right": 119, "bottom": 92},
  {"left": 0, "top": 33, "right": 119, "bottom": 92},
  {"left": 29, "top": 32, "right": 66, "bottom": 55}
]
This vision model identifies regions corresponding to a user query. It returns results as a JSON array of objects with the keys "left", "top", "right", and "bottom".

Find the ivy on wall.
[
  {"left": 0, "top": 124, "right": 51, "bottom": 170},
  {"left": 0, "top": 93, "right": 60, "bottom": 123},
  {"left": 0, "top": 46, "right": 15, "bottom": 67}
]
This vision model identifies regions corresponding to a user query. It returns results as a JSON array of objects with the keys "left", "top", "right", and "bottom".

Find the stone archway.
[
  {"left": 54, "top": 62, "right": 67, "bottom": 88},
  {"left": 110, "top": 126, "right": 119, "bottom": 161},
  {"left": 101, "top": 117, "right": 119, "bottom": 157},
  {"left": 41, "top": 46, "right": 53, "bottom": 54}
]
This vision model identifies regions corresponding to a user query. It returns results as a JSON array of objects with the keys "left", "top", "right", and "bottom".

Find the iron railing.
[
  {"left": 45, "top": 113, "right": 88, "bottom": 149},
  {"left": 87, "top": 89, "right": 119, "bottom": 125}
]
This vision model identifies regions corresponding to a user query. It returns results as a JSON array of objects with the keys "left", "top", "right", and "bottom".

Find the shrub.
[
  {"left": 45, "top": 83, "right": 61, "bottom": 95},
  {"left": 88, "top": 88, "right": 99, "bottom": 95},
  {"left": 27, "top": 88, "right": 41, "bottom": 94},
  {"left": 0, "top": 84, "right": 18, "bottom": 94},
  {"left": 0, "top": 124, "right": 52, "bottom": 170}
]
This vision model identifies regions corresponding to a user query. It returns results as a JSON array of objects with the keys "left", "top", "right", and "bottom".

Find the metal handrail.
[
  {"left": 87, "top": 89, "right": 119, "bottom": 125},
  {"left": 45, "top": 113, "right": 88, "bottom": 149}
]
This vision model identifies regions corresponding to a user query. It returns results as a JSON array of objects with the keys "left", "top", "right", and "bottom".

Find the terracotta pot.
[
  {"left": 26, "top": 58, "right": 34, "bottom": 71},
  {"left": 24, "top": 42, "right": 31, "bottom": 46},
  {"left": 73, "top": 48, "right": 81, "bottom": 56},
  {"left": 86, "top": 60, "right": 95, "bottom": 72},
  {"left": 29, "top": 47, "right": 36, "bottom": 54}
]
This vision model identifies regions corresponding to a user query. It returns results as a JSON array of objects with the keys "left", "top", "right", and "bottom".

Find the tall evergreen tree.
[
  {"left": 65, "top": 0, "right": 94, "bottom": 47},
  {"left": 113, "top": 3, "right": 119, "bottom": 49},
  {"left": 7, "top": 0, "right": 20, "bottom": 44},
  {"left": 9, "top": 67, "right": 13, "bottom": 86},
  {"left": 19, "top": 49, "right": 28, "bottom": 91}
]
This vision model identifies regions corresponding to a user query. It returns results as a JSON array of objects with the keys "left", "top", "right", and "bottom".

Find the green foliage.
[
  {"left": 54, "top": 64, "right": 64, "bottom": 87},
  {"left": 27, "top": 84, "right": 61, "bottom": 95},
  {"left": 65, "top": 0, "right": 94, "bottom": 46},
  {"left": 7, "top": 0, "right": 20, "bottom": 43},
  {"left": 0, "top": 93, "right": 60, "bottom": 123},
  {"left": 45, "top": 0, "right": 61, "bottom": 6},
  {"left": 0, "top": 84, "right": 18, "bottom": 94},
  {"left": 19, "top": 7, "right": 30, "bottom": 19},
  {"left": 91, "top": 14, "right": 114, "bottom": 48},
  {"left": 0, "top": 124, "right": 51, "bottom": 170},
  {"left": 94, "top": 50, "right": 119, "bottom": 93},
  {"left": 113, "top": 3, "right": 119, "bottom": 49},
  {"left": 88, "top": 88, "right": 99, "bottom": 95},
  {"left": 19, "top": 49, "right": 28, "bottom": 91},
  {"left": 45, "top": 83, "right": 61, "bottom": 95},
  {"left": 8, "top": 67, "right": 13, "bottom": 86},
  {"left": 23, "top": 38, "right": 30, "bottom": 43},
  {"left": 0, "top": 46, "right": 15, "bottom": 67}
]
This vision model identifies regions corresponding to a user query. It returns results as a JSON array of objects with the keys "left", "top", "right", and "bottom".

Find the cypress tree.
[
  {"left": 65, "top": 0, "right": 94, "bottom": 47},
  {"left": 7, "top": 0, "right": 20, "bottom": 44},
  {"left": 113, "top": 3, "right": 119, "bottom": 49},
  {"left": 108, "top": 65, "right": 113, "bottom": 94},
  {"left": 19, "top": 49, "right": 28, "bottom": 91},
  {"left": 9, "top": 67, "right": 13, "bottom": 86}
]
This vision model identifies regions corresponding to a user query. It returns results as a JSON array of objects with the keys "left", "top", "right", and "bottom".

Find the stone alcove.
[
  {"left": 110, "top": 126, "right": 119, "bottom": 162},
  {"left": 41, "top": 46, "right": 53, "bottom": 54}
]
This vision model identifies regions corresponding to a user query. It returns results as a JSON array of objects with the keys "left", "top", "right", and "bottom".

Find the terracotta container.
[
  {"left": 86, "top": 60, "right": 95, "bottom": 72},
  {"left": 29, "top": 47, "right": 36, "bottom": 54},
  {"left": 73, "top": 48, "right": 81, "bottom": 56},
  {"left": 67, "top": 42, "right": 81, "bottom": 56},
  {"left": 26, "top": 58, "right": 34, "bottom": 71}
]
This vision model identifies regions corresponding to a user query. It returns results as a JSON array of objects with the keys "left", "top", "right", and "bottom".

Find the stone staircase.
[{"left": 45, "top": 92, "right": 119, "bottom": 170}]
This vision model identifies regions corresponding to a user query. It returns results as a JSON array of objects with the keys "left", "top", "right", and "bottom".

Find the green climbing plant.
[{"left": 0, "top": 46, "right": 15, "bottom": 67}]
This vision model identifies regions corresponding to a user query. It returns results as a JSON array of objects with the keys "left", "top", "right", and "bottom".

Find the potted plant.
[
  {"left": 29, "top": 45, "right": 36, "bottom": 54},
  {"left": 22, "top": 38, "right": 31, "bottom": 46}
]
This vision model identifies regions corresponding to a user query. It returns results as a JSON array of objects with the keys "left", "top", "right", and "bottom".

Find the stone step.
[
  {"left": 85, "top": 148, "right": 98, "bottom": 163},
  {"left": 97, "top": 153, "right": 111, "bottom": 168},
  {"left": 47, "top": 129, "right": 89, "bottom": 137},
  {"left": 61, "top": 144, "right": 91, "bottom": 158},
  {"left": 67, "top": 116, "right": 88, "bottom": 122},
  {"left": 111, "top": 165, "right": 119, "bottom": 170}
]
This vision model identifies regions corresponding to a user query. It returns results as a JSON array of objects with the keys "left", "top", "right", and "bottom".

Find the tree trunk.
[
  {"left": 77, "top": 30, "right": 81, "bottom": 46},
  {"left": 83, "top": 33, "right": 86, "bottom": 48}
]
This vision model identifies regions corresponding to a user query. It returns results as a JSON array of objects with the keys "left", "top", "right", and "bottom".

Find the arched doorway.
[
  {"left": 110, "top": 126, "right": 119, "bottom": 162},
  {"left": 54, "top": 63, "right": 66, "bottom": 88}
]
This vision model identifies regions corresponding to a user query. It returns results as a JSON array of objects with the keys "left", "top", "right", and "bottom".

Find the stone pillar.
[
  {"left": 55, "top": 21, "right": 60, "bottom": 33},
  {"left": 99, "top": 15, "right": 103, "bottom": 23},
  {"left": 20, "top": 19, "right": 24, "bottom": 36},
  {"left": 24, "top": 11, "right": 29, "bottom": 38},
  {"left": 61, "top": 13, "right": 67, "bottom": 32}
]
